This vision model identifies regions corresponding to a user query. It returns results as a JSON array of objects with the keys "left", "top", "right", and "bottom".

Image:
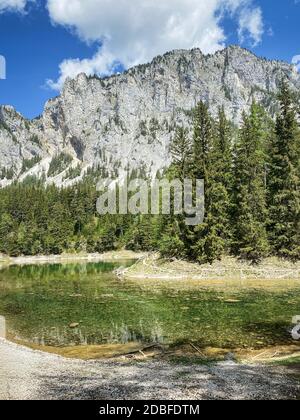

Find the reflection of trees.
[
  {"left": 1, "top": 261, "right": 300, "bottom": 350},
  {"left": 28, "top": 319, "right": 167, "bottom": 347},
  {"left": 107, "top": 319, "right": 165, "bottom": 345}
]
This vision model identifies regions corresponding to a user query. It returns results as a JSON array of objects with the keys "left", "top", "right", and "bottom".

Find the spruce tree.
[
  {"left": 159, "top": 218, "right": 186, "bottom": 258},
  {"left": 232, "top": 102, "right": 269, "bottom": 262},
  {"left": 268, "top": 81, "right": 300, "bottom": 260},
  {"left": 192, "top": 105, "right": 232, "bottom": 264},
  {"left": 167, "top": 126, "right": 192, "bottom": 257},
  {"left": 194, "top": 182, "right": 230, "bottom": 264},
  {"left": 169, "top": 126, "right": 192, "bottom": 181},
  {"left": 188, "top": 101, "right": 213, "bottom": 262},
  {"left": 214, "top": 107, "right": 233, "bottom": 190},
  {"left": 180, "top": 102, "right": 219, "bottom": 263},
  {"left": 192, "top": 101, "right": 213, "bottom": 184}
]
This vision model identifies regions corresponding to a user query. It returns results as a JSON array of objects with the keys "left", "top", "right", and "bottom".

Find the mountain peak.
[{"left": 1, "top": 46, "right": 299, "bottom": 187}]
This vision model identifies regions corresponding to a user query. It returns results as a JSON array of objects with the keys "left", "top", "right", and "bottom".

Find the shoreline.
[
  {"left": 0, "top": 250, "right": 145, "bottom": 268},
  {"left": 121, "top": 254, "right": 300, "bottom": 281},
  {"left": 6, "top": 336, "right": 300, "bottom": 364},
  {"left": 0, "top": 337, "right": 299, "bottom": 400},
  {"left": 0, "top": 251, "right": 299, "bottom": 399},
  {"left": 1, "top": 251, "right": 299, "bottom": 281}
]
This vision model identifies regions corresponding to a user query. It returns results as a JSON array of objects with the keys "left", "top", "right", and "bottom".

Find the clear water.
[{"left": 0, "top": 261, "right": 299, "bottom": 350}]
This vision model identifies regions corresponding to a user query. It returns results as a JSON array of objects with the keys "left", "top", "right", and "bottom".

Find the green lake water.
[{"left": 0, "top": 261, "right": 299, "bottom": 350}]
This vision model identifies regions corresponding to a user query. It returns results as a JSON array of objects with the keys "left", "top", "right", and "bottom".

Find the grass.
[{"left": 270, "top": 355, "right": 300, "bottom": 367}]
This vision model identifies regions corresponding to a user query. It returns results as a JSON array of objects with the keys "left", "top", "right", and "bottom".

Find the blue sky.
[{"left": 0, "top": 0, "right": 299, "bottom": 119}]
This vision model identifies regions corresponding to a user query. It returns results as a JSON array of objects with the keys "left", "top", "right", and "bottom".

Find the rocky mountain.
[{"left": 0, "top": 45, "right": 299, "bottom": 186}]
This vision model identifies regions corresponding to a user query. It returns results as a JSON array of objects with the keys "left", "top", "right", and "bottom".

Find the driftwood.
[
  {"left": 115, "top": 344, "right": 165, "bottom": 358},
  {"left": 189, "top": 342, "right": 207, "bottom": 358}
]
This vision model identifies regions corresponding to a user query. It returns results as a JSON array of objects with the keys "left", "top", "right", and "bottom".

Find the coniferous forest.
[{"left": 0, "top": 82, "right": 299, "bottom": 263}]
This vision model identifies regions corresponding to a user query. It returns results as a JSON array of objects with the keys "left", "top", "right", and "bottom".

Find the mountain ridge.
[{"left": 0, "top": 45, "right": 299, "bottom": 186}]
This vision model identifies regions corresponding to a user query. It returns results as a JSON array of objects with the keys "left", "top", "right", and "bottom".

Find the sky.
[{"left": 0, "top": 0, "right": 300, "bottom": 119}]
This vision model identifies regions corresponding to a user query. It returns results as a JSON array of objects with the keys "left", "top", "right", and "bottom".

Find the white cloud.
[
  {"left": 46, "top": 0, "right": 264, "bottom": 90},
  {"left": 0, "top": 0, "right": 28, "bottom": 13},
  {"left": 292, "top": 55, "right": 300, "bottom": 71},
  {"left": 46, "top": 46, "right": 116, "bottom": 90},
  {"left": 238, "top": 6, "right": 264, "bottom": 46}
]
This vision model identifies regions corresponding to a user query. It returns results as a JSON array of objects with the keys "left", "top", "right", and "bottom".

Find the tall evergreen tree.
[
  {"left": 167, "top": 126, "right": 192, "bottom": 257},
  {"left": 0, "top": 88, "right": 298, "bottom": 264},
  {"left": 192, "top": 101, "right": 213, "bottom": 184},
  {"left": 214, "top": 107, "right": 233, "bottom": 190},
  {"left": 169, "top": 126, "right": 192, "bottom": 181},
  {"left": 192, "top": 104, "right": 232, "bottom": 263},
  {"left": 232, "top": 102, "right": 269, "bottom": 262},
  {"left": 267, "top": 81, "right": 300, "bottom": 260}
]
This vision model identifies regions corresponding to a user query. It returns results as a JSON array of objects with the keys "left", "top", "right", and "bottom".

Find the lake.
[{"left": 0, "top": 261, "right": 299, "bottom": 353}]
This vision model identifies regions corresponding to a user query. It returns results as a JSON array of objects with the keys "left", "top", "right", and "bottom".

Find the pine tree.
[
  {"left": 267, "top": 81, "right": 300, "bottom": 260},
  {"left": 214, "top": 107, "right": 233, "bottom": 190},
  {"left": 167, "top": 126, "right": 193, "bottom": 257},
  {"left": 169, "top": 126, "right": 192, "bottom": 181},
  {"left": 0, "top": 213, "right": 14, "bottom": 254},
  {"left": 194, "top": 182, "right": 230, "bottom": 264},
  {"left": 0, "top": 87, "right": 298, "bottom": 263},
  {"left": 189, "top": 102, "right": 214, "bottom": 261},
  {"left": 192, "top": 101, "right": 213, "bottom": 184},
  {"left": 191, "top": 105, "right": 232, "bottom": 263},
  {"left": 232, "top": 102, "right": 269, "bottom": 262},
  {"left": 159, "top": 219, "right": 186, "bottom": 258}
]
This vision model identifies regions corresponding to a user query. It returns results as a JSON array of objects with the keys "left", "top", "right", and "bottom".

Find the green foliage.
[
  {"left": 194, "top": 183, "right": 230, "bottom": 264},
  {"left": 30, "top": 135, "right": 41, "bottom": 147},
  {"left": 192, "top": 101, "right": 213, "bottom": 183},
  {"left": 47, "top": 152, "right": 73, "bottom": 177},
  {"left": 232, "top": 103, "right": 270, "bottom": 262},
  {"left": 267, "top": 81, "right": 300, "bottom": 261},
  {"left": 0, "top": 182, "right": 119, "bottom": 256},
  {"left": 159, "top": 229, "right": 186, "bottom": 258},
  {"left": 0, "top": 85, "right": 299, "bottom": 264},
  {"left": 63, "top": 165, "right": 82, "bottom": 181},
  {"left": 0, "top": 167, "right": 15, "bottom": 180},
  {"left": 191, "top": 103, "right": 231, "bottom": 263},
  {"left": 0, "top": 120, "right": 18, "bottom": 143},
  {"left": 21, "top": 156, "right": 42, "bottom": 173},
  {"left": 169, "top": 126, "right": 192, "bottom": 180}
]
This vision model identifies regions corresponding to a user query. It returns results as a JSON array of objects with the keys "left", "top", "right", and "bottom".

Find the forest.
[{"left": 0, "top": 81, "right": 299, "bottom": 263}]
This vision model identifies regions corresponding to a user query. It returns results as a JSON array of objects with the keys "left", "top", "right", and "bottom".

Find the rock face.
[{"left": 0, "top": 46, "right": 299, "bottom": 186}]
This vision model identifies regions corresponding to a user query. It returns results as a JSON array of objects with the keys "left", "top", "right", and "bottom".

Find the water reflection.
[
  {"left": 0, "top": 316, "right": 6, "bottom": 339},
  {"left": 25, "top": 320, "right": 167, "bottom": 348},
  {"left": 0, "top": 261, "right": 300, "bottom": 350}
]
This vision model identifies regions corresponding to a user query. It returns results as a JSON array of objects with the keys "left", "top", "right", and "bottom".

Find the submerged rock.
[{"left": 69, "top": 323, "right": 79, "bottom": 329}]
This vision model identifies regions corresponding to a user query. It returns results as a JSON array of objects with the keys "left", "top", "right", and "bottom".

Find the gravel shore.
[
  {"left": 122, "top": 254, "right": 300, "bottom": 281},
  {"left": 0, "top": 339, "right": 299, "bottom": 400}
]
